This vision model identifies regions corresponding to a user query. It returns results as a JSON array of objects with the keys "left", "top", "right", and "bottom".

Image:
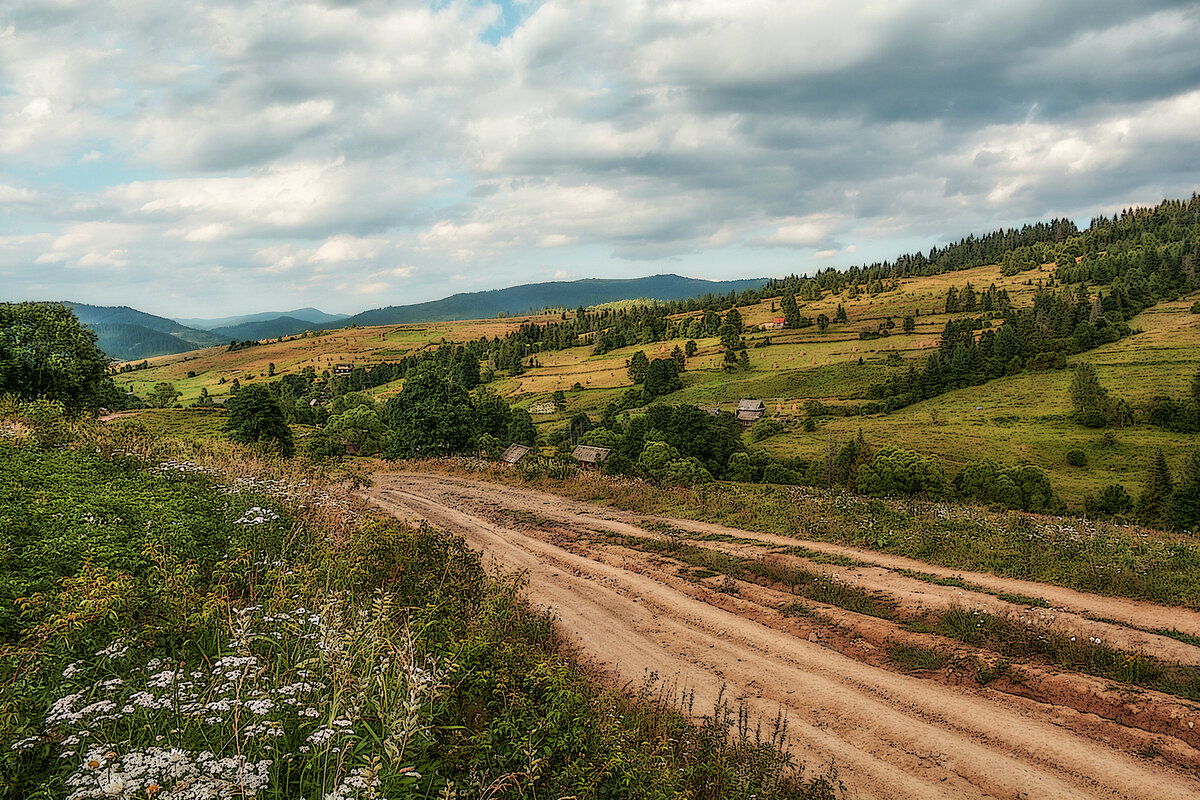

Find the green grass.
[{"left": 0, "top": 419, "right": 838, "bottom": 800}]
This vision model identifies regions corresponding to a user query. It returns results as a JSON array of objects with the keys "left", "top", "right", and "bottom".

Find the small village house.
[
  {"left": 501, "top": 443, "right": 531, "bottom": 465},
  {"left": 737, "top": 398, "right": 765, "bottom": 425},
  {"left": 571, "top": 444, "right": 612, "bottom": 469}
]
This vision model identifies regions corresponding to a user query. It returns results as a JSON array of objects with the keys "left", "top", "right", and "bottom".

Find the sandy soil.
[{"left": 364, "top": 471, "right": 1200, "bottom": 800}]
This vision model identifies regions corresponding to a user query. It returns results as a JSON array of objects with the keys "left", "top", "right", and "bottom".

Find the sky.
[{"left": 2, "top": 1, "right": 1199, "bottom": 320}]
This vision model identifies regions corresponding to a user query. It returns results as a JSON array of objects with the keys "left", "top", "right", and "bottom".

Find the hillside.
[
  {"left": 66, "top": 302, "right": 225, "bottom": 360},
  {"left": 89, "top": 322, "right": 203, "bottom": 361},
  {"left": 208, "top": 315, "right": 326, "bottom": 342},
  {"left": 344, "top": 273, "right": 767, "bottom": 325}
]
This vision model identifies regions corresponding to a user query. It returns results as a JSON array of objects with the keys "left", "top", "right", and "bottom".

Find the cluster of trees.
[
  {"left": 0, "top": 302, "right": 120, "bottom": 411},
  {"left": 1070, "top": 363, "right": 1200, "bottom": 433},
  {"left": 625, "top": 349, "right": 685, "bottom": 398},
  {"left": 867, "top": 284, "right": 1132, "bottom": 412}
]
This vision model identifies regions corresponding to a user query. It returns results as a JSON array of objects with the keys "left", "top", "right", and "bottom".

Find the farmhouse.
[
  {"left": 501, "top": 443, "right": 531, "bottom": 465},
  {"left": 334, "top": 363, "right": 353, "bottom": 377},
  {"left": 571, "top": 444, "right": 612, "bottom": 469},
  {"left": 737, "top": 398, "right": 766, "bottom": 425},
  {"left": 761, "top": 317, "right": 786, "bottom": 330}
]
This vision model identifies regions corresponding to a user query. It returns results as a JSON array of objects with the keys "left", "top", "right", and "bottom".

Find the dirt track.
[{"left": 364, "top": 472, "right": 1200, "bottom": 799}]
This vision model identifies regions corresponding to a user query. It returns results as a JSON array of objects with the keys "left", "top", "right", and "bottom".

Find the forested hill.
[
  {"left": 65, "top": 303, "right": 225, "bottom": 361},
  {"left": 341, "top": 274, "right": 769, "bottom": 326}
]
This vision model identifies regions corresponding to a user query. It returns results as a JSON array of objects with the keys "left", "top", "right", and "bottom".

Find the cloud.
[{"left": 1, "top": 0, "right": 1198, "bottom": 316}]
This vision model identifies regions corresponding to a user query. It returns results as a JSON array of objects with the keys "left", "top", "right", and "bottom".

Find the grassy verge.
[
  {"left": 403, "top": 458, "right": 1200, "bottom": 609},
  {"left": 0, "top": 409, "right": 838, "bottom": 800}
]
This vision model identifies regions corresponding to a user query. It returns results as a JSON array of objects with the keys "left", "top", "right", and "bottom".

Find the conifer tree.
[
  {"left": 780, "top": 291, "right": 802, "bottom": 328},
  {"left": 1138, "top": 448, "right": 1174, "bottom": 528},
  {"left": 1170, "top": 447, "right": 1200, "bottom": 531}
]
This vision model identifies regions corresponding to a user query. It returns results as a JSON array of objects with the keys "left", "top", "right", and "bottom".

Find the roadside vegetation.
[{"left": 0, "top": 401, "right": 838, "bottom": 800}]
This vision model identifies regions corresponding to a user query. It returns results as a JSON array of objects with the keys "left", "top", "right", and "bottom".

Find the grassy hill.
[{"left": 110, "top": 252, "right": 1200, "bottom": 510}]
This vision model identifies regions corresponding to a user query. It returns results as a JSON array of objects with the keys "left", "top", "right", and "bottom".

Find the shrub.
[
  {"left": 1066, "top": 449, "right": 1087, "bottom": 467},
  {"left": 749, "top": 417, "right": 785, "bottom": 442}
]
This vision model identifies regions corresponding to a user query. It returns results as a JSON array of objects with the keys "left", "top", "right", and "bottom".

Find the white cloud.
[{"left": 1, "top": 0, "right": 1198, "bottom": 316}]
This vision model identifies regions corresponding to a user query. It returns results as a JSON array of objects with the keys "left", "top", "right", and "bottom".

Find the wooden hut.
[
  {"left": 501, "top": 444, "right": 531, "bottom": 465},
  {"left": 736, "top": 398, "right": 766, "bottom": 425},
  {"left": 571, "top": 445, "right": 612, "bottom": 469}
]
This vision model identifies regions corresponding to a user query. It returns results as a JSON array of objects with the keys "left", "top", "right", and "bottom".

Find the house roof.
[
  {"left": 738, "top": 398, "right": 765, "bottom": 411},
  {"left": 737, "top": 409, "right": 764, "bottom": 422},
  {"left": 571, "top": 444, "right": 612, "bottom": 463},
  {"left": 501, "top": 444, "right": 531, "bottom": 464}
]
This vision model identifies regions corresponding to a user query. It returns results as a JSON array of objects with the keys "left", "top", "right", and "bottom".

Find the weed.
[{"left": 886, "top": 644, "right": 950, "bottom": 672}]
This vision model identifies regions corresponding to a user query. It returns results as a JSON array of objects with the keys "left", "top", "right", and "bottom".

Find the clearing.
[{"left": 365, "top": 471, "right": 1200, "bottom": 800}]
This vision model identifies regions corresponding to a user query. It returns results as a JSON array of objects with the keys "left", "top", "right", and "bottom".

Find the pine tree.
[
  {"left": 1138, "top": 448, "right": 1174, "bottom": 528},
  {"left": 1069, "top": 363, "right": 1110, "bottom": 427},
  {"left": 780, "top": 292, "right": 802, "bottom": 328},
  {"left": 1171, "top": 447, "right": 1200, "bottom": 531},
  {"left": 834, "top": 304, "right": 848, "bottom": 324}
]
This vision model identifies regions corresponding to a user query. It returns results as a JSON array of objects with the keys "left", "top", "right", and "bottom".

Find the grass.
[
  {"left": 416, "top": 459, "right": 1200, "bottom": 609},
  {"left": 0, "top": 406, "right": 840, "bottom": 800}
]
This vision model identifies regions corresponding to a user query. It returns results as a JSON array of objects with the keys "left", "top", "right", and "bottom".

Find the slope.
[{"left": 344, "top": 274, "right": 767, "bottom": 325}]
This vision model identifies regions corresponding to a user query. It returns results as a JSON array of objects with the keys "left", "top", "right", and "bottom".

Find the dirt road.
[{"left": 364, "top": 472, "right": 1200, "bottom": 799}]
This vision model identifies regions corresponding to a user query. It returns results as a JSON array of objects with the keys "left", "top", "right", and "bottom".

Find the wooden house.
[
  {"left": 571, "top": 444, "right": 612, "bottom": 469},
  {"left": 736, "top": 398, "right": 765, "bottom": 425},
  {"left": 501, "top": 443, "right": 531, "bottom": 465},
  {"left": 334, "top": 363, "right": 353, "bottom": 377}
]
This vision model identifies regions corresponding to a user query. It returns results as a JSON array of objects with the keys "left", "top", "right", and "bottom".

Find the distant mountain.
[
  {"left": 209, "top": 316, "right": 323, "bottom": 342},
  {"left": 342, "top": 274, "right": 768, "bottom": 326},
  {"left": 178, "top": 307, "right": 347, "bottom": 330},
  {"left": 65, "top": 303, "right": 225, "bottom": 361}
]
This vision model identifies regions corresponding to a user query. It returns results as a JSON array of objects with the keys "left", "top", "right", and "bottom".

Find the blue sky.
[{"left": 2, "top": 0, "right": 1199, "bottom": 319}]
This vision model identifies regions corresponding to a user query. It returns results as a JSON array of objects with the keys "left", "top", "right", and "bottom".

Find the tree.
[
  {"left": 147, "top": 382, "right": 180, "bottom": 408},
  {"left": 719, "top": 308, "right": 743, "bottom": 351},
  {"left": 552, "top": 389, "right": 567, "bottom": 411},
  {"left": 670, "top": 345, "right": 686, "bottom": 371},
  {"left": 1170, "top": 447, "right": 1200, "bottom": 531},
  {"left": 627, "top": 351, "right": 649, "bottom": 384},
  {"left": 684, "top": 340, "right": 698, "bottom": 358},
  {"left": 224, "top": 384, "right": 295, "bottom": 456},
  {"left": 834, "top": 304, "right": 848, "bottom": 324},
  {"left": 381, "top": 366, "right": 474, "bottom": 458},
  {"left": 1069, "top": 363, "right": 1110, "bottom": 427},
  {"left": 0, "top": 302, "right": 115, "bottom": 410},
  {"left": 817, "top": 314, "right": 830, "bottom": 333},
  {"left": 780, "top": 292, "right": 802, "bottom": 328},
  {"left": 1192, "top": 367, "right": 1200, "bottom": 403},
  {"left": 323, "top": 405, "right": 387, "bottom": 455},
  {"left": 644, "top": 358, "right": 683, "bottom": 398},
  {"left": 507, "top": 407, "right": 536, "bottom": 447},
  {"left": 902, "top": 315, "right": 915, "bottom": 334},
  {"left": 1137, "top": 448, "right": 1174, "bottom": 528}
]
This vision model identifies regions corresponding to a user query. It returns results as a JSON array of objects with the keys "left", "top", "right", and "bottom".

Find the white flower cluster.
[
  {"left": 234, "top": 506, "right": 280, "bottom": 526},
  {"left": 64, "top": 745, "right": 271, "bottom": 799}
]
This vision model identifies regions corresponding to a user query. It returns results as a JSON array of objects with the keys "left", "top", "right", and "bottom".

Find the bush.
[
  {"left": 749, "top": 417, "right": 785, "bottom": 442},
  {"left": 1066, "top": 449, "right": 1087, "bottom": 467},
  {"left": 1085, "top": 484, "right": 1134, "bottom": 518}
]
